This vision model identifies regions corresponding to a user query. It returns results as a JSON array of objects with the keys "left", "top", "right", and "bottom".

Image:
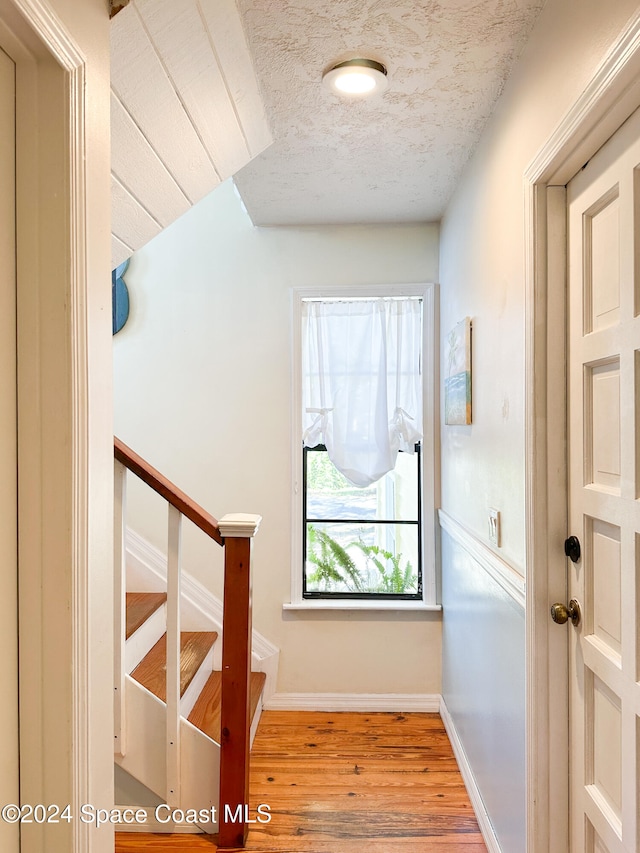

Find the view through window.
[{"left": 303, "top": 443, "right": 422, "bottom": 599}]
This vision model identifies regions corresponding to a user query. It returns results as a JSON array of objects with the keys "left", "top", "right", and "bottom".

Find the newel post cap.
[{"left": 218, "top": 513, "right": 262, "bottom": 538}]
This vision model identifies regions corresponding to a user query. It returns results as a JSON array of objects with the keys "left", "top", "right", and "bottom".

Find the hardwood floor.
[{"left": 115, "top": 710, "right": 487, "bottom": 852}]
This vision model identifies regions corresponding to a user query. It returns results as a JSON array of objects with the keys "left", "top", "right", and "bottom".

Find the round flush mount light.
[{"left": 322, "top": 58, "right": 388, "bottom": 96}]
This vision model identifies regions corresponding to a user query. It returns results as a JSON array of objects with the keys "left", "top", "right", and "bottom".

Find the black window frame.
[{"left": 302, "top": 442, "right": 423, "bottom": 600}]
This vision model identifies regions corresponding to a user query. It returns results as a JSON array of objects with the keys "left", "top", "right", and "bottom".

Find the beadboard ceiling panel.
[
  {"left": 136, "top": 0, "right": 251, "bottom": 176},
  {"left": 111, "top": 93, "right": 191, "bottom": 227},
  {"left": 112, "top": 234, "right": 132, "bottom": 267},
  {"left": 110, "top": 0, "right": 272, "bottom": 267},
  {"left": 112, "top": 176, "right": 162, "bottom": 251},
  {"left": 111, "top": 6, "right": 220, "bottom": 202},
  {"left": 197, "top": 0, "right": 273, "bottom": 157}
]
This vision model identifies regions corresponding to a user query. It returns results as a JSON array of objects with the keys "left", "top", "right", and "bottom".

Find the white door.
[
  {"left": 567, "top": 106, "right": 640, "bottom": 853},
  {"left": 0, "top": 42, "right": 20, "bottom": 852}
]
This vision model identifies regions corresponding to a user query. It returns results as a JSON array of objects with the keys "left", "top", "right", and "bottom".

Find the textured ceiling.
[{"left": 233, "top": 0, "right": 546, "bottom": 226}]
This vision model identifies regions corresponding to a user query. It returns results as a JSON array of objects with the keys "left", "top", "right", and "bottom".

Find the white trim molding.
[
  {"left": 439, "top": 698, "right": 502, "bottom": 853},
  {"left": 523, "top": 10, "right": 640, "bottom": 853},
  {"left": 263, "top": 692, "right": 441, "bottom": 713},
  {"left": 283, "top": 600, "right": 441, "bottom": 612},
  {"left": 525, "top": 9, "right": 640, "bottom": 189},
  {"left": 2, "top": 2, "right": 112, "bottom": 852},
  {"left": 438, "top": 510, "right": 525, "bottom": 610}
]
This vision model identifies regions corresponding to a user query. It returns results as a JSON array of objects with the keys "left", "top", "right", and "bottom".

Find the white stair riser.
[
  {"left": 180, "top": 718, "right": 220, "bottom": 833},
  {"left": 126, "top": 604, "right": 167, "bottom": 673},
  {"left": 116, "top": 677, "right": 167, "bottom": 799},
  {"left": 250, "top": 699, "right": 263, "bottom": 747},
  {"left": 116, "top": 675, "right": 220, "bottom": 832}
]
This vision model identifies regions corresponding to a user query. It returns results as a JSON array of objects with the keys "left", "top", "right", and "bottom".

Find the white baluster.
[
  {"left": 113, "top": 459, "right": 127, "bottom": 757},
  {"left": 166, "top": 505, "right": 182, "bottom": 808}
]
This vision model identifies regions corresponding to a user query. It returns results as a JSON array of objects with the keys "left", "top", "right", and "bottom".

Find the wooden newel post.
[{"left": 217, "top": 513, "right": 261, "bottom": 851}]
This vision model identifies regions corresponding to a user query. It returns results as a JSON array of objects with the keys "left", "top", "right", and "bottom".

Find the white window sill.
[{"left": 283, "top": 600, "right": 441, "bottom": 613}]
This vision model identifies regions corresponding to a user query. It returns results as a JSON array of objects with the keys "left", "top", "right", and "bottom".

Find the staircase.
[{"left": 114, "top": 438, "right": 269, "bottom": 849}]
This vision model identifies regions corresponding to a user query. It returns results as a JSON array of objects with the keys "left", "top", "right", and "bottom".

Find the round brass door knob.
[{"left": 550, "top": 599, "right": 581, "bottom": 627}]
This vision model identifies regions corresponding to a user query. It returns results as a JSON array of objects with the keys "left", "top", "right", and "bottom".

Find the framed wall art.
[{"left": 444, "top": 317, "right": 472, "bottom": 425}]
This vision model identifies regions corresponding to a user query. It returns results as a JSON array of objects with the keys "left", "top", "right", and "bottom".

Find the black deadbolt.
[{"left": 564, "top": 535, "right": 581, "bottom": 563}]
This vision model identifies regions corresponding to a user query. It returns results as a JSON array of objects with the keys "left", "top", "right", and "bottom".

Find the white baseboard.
[
  {"left": 439, "top": 697, "right": 502, "bottom": 853},
  {"left": 263, "top": 692, "right": 441, "bottom": 712}
]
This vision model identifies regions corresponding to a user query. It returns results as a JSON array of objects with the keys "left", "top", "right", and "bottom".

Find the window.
[
  {"left": 303, "top": 443, "right": 422, "bottom": 599},
  {"left": 287, "top": 284, "right": 439, "bottom": 611}
]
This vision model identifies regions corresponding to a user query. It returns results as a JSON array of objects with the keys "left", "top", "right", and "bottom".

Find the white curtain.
[{"left": 302, "top": 298, "right": 423, "bottom": 487}]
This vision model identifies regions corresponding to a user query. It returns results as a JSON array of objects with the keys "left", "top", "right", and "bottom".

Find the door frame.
[
  {"left": 0, "top": 2, "right": 112, "bottom": 851},
  {"left": 525, "top": 10, "right": 640, "bottom": 851},
  {"left": 0, "top": 33, "right": 19, "bottom": 852}
]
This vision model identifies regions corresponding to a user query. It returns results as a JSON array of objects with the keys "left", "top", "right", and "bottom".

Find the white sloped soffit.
[{"left": 110, "top": 0, "right": 272, "bottom": 267}]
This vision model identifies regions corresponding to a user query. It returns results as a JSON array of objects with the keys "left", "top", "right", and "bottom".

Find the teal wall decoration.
[{"left": 112, "top": 258, "right": 130, "bottom": 335}]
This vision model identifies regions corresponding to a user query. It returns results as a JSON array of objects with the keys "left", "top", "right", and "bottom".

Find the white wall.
[
  {"left": 439, "top": 1, "right": 640, "bottom": 851},
  {"left": 114, "top": 180, "right": 441, "bottom": 695},
  {"left": 440, "top": 0, "right": 640, "bottom": 571}
]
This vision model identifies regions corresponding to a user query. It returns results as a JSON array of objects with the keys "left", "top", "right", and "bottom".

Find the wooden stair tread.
[
  {"left": 131, "top": 631, "right": 217, "bottom": 702},
  {"left": 125, "top": 592, "right": 167, "bottom": 640},
  {"left": 188, "top": 671, "right": 266, "bottom": 741}
]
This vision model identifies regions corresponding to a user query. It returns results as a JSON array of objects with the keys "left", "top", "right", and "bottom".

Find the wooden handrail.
[{"left": 114, "top": 437, "right": 224, "bottom": 546}]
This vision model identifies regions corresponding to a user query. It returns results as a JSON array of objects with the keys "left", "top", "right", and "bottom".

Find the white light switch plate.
[{"left": 488, "top": 508, "right": 500, "bottom": 546}]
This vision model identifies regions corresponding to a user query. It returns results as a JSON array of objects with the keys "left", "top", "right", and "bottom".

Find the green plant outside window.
[{"left": 303, "top": 445, "right": 422, "bottom": 599}]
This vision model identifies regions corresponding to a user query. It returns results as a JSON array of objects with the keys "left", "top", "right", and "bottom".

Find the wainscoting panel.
[{"left": 440, "top": 512, "right": 525, "bottom": 853}]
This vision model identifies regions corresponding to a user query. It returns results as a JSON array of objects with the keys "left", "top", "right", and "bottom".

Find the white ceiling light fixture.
[{"left": 322, "top": 58, "right": 388, "bottom": 96}]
